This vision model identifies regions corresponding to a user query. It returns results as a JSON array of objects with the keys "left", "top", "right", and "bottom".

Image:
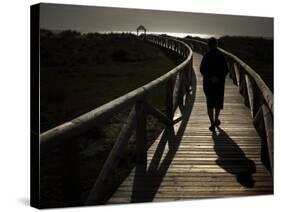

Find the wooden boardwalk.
[{"left": 108, "top": 53, "right": 273, "bottom": 204}]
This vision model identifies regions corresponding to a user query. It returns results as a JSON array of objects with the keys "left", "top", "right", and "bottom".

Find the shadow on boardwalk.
[
  {"left": 212, "top": 127, "right": 256, "bottom": 188},
  {"left": 130, "top": 66, "right": 257, "bottom": 202},
  {"left": 130, "top": 67, "right": 197, "bottom": 202}
]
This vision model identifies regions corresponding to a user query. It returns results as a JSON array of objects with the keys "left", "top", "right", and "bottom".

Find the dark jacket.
[{"left": 200, "top": 49, "right": 229, "bottom": 109}]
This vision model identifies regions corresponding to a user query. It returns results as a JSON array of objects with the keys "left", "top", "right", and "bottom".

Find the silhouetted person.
[{"left": 200, "top": 38, "right": 229, "bottom": 131}]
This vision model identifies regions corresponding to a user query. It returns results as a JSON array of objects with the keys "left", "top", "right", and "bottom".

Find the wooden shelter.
[{"left": 137, "top": 25, "right": 146, "bottom": 36}]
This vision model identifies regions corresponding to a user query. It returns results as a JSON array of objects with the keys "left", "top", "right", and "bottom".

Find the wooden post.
[
  {"left": 178, "top": 72, "right": 184, "bottom": 106},
  {"left": 233, "top": 63, "right": 240, "bottom": 87},
  {"left": 252, "top": 87, "right": 261, "bottom": 118},
  {"left": 182, "top": 71, "right": 190, "bottom": 95},
  {"left": 135, "top": 100, "right": 147, "bottom": 164},
  {"left": 227, "top": 59, "right": 235, "bottom": 82},
  {"left": 262, "top": 105, "right": 274, "bottom": 174},
  {"left": 182, "top": 70, "right": 188, "bottom": 102},
  {"left": 166, "top": 79, "right": 174, "bottom": 120},
  {"left": 239, "top": 72, "right": 244, "bottom": 94},
  {"left": 230, "top": 61, "right": 238, "bottom": 86},
  {"left": 242, "top": 75, "right": 250, "bottom": 107},
  {"left": 85, "top": 108, "right": 136, "bottom": 205},
  {"left": 188, "top": 58, "right": 193, "bottom": 91},
  {"left": 239, "top": 72, "right": 249, "bottom": 107},
  {"left": 253, "top": 105, "right": 263, "bottom": 127},
  {"left": 198, "top": 46, "right": 201, "bottom": 54},
  {"left": 61, "top": 138, "right": 81, "bottom": 206},
  {"left": 179, "top": 44, "right": 182, "bottom": 57},
  {"left": 245, "top": 74, "right": 254, "bottom": 117}
]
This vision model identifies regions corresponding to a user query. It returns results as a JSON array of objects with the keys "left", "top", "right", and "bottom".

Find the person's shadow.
[{"left": 212, "top": 127, "right": 256, "bottom": 188}]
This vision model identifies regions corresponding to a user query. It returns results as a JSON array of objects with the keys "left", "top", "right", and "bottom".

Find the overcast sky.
[{"left": 40, "top": 3, "right": 273, "bottom": 38}]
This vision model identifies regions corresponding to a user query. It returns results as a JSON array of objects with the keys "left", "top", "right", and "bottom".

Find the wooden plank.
[
  {"left": 107, "top": 52, "right": 273, "bottom": 204},
  {"left": 112, "top": 190, "right": 273, "bottom": 197},
  {"left": 123, "top": 176, "right": 273, "bottom": 182},
  {"left": 128, "top": 172, "right": 271, "bottom": 178},
  {"left": 115, "top": 183, "right": 273, "bottom": 191},
  {"left": 108, "top": 192, "right": 272, "bottom": 203}
]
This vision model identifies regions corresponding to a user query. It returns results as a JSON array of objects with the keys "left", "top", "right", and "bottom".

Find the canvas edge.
[{"left": 30, "top": 3, "right": 41, "bottom": 209}]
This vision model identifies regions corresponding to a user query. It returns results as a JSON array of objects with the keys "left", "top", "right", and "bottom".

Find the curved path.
[{"left": 108, "top": 53, "right": 273, "bottom": 204}]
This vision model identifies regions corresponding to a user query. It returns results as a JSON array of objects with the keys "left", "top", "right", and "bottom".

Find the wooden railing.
[
  {"left": 40, "top": 34, "right": 193, "bottom": 205},
  {"left": 183, "top": 38, "right": 274, "bottom": 175}
]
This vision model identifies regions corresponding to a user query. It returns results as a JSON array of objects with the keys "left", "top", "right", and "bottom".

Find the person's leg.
[
  {"left": 215, "top": 107, "right": 221, "bottom": 126},
  {"left": 207, "top": 107, "right": 215, "bottom": 131},
  {"left": 207, "top": 108, "right": 214, "bottom": 124}
]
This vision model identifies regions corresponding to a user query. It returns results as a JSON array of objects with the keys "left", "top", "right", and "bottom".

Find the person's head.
[{"left": 208, "top": 37, "right": 218, "bottom": 50}]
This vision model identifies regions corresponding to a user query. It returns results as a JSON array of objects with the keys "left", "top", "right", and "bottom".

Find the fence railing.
[
  {"left": 183, "top": 38, "right": 273, "bottom": 175},
  {"left": 40, "top": 34, "right": 193, "bottom": 205}
]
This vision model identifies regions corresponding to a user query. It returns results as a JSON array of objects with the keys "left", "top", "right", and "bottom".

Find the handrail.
[
  {"left": 183, "top": 37, "right": 273, "bottom": 174},
  {"left": 220, "top": 48, "right": 273, "bottom": 114},
  {"left": 183, "top": 38, "right": 273, "bottom": 115},
  {"left": 40, "top": 34, "right": 194, "bottom": 205}
]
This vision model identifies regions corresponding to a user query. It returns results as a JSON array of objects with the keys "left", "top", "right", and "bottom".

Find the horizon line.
[{"left": 40, "top": 28, "right": 273, "bottom": 39}]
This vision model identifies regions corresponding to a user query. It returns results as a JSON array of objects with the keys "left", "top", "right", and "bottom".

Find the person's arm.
[
  {"left": 200, "top": 56, "right": 207, "bottom": 76},
  {"left": 222, "top": 55, "right": 229, "bottom": 77}
]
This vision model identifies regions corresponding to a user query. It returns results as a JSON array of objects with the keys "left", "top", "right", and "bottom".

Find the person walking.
[{"left": 200, "top": 38, "right": 229, "bottom": 132}]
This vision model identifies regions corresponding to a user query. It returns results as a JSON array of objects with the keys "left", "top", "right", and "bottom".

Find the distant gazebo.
[{"left": 137, "top": 25, "right": 146, "bottom": 36}]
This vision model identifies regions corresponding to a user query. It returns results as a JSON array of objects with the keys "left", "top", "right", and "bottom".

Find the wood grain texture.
[{"left": 108, "top": 53, "right": 273, "bottom": 204}]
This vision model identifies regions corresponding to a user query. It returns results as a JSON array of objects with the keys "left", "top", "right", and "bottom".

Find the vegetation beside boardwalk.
[
  {"left": 219, "top": 36, "right": 273, "bottom": 92},
  {"left": 40, "top": 30, "right": 182, "bottom": 207}
]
